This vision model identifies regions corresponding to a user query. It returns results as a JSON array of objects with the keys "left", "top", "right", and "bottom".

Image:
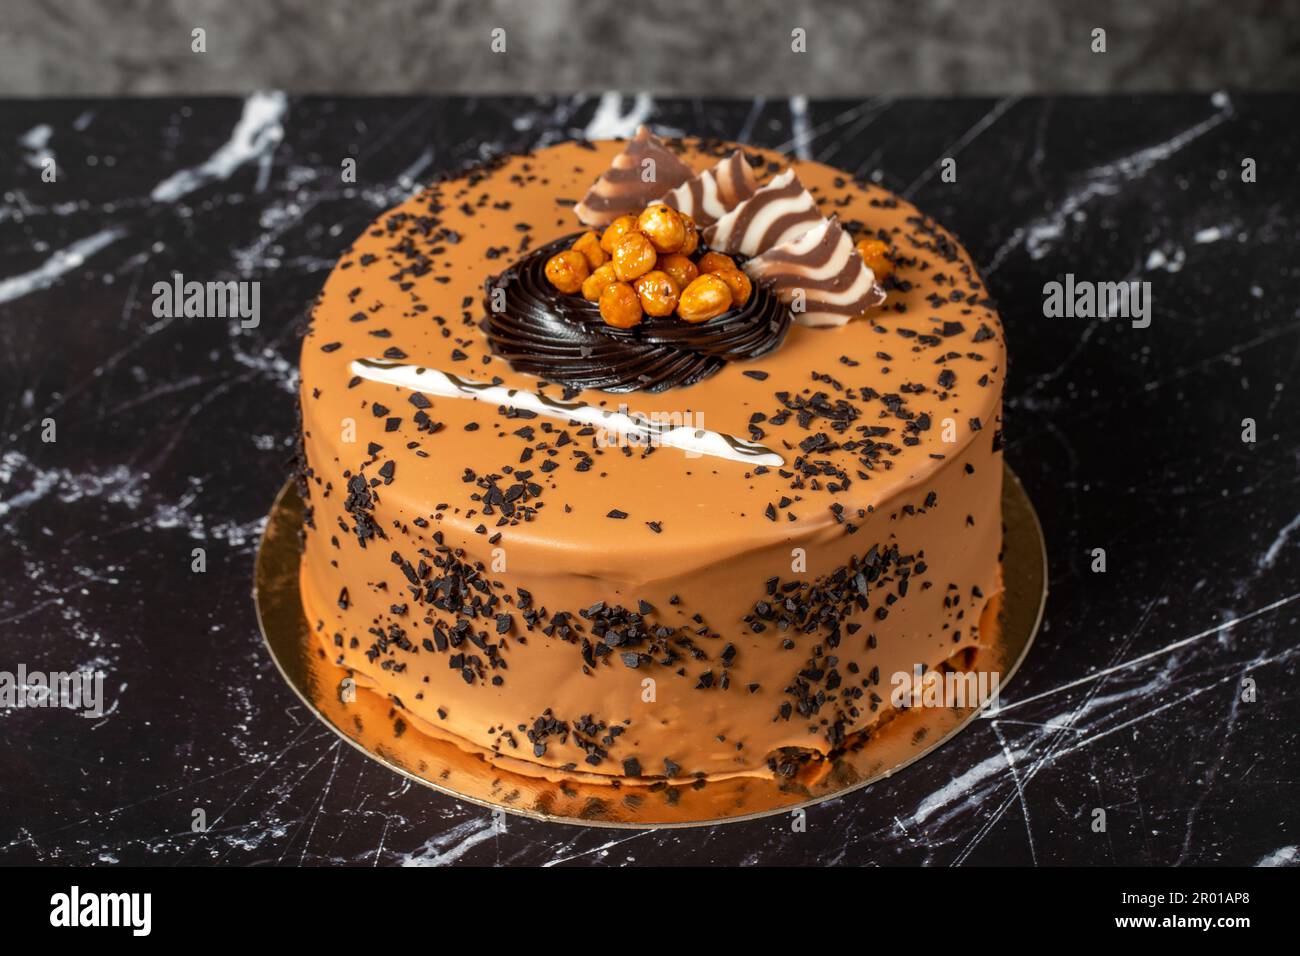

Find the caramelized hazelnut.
[
  {"left": 572, "top": 231, "right": 607, "bottom": 270},
  {"left": 696, "top": 251, "right": 737, "bottom": 276},
  {"left": 599, "top": 215, "right": 639, "bottom": 254},
  {"left": 634, "top": 270, "right": 680, "bottom": 317},
  {"left": 611, "top": 231, "right": 658, "bottom": 282},
  {"left": 855, "top": 237, "right": 893, "bottom": 279},
  {"left": 679, "top": 214, "right": 699, "bottom": 256},
  {"left": 637, "top": 204, "right": 686, "bottom": 254},
  {"left": 581, "top": 263, "right": 618, "bottom": 302},
  {"left": 713, "top": 268, "right": 752, "bottom": 307},
  {"left": 599, "top": 281, "right": 644, "bottom": 329},
  {"left": 677, "top": 273, "right": 733, "bottom": 323},
  {"left": 658, "top": 253, "right": 699, "bottom": 292},
  {"left": 544, "top": 249, "right": 590, "bottom": 294}
]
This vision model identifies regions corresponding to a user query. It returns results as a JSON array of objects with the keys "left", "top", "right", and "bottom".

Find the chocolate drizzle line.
[{"left": 482, "top": 234, "right": 792, "bottom": 393}]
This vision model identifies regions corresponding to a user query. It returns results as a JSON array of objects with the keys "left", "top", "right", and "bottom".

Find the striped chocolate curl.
[
  {"left": 661, "top": 150, "right": 759, "bottom": 227},
  {"left": 744, "top": 216, "right": 886, "bottom": 328},
  {"left": 573, "top": 126, "right": 695, "bottom": 228},
  {"left": 702, "top": 168, "right": 823, "bottom": 257}
]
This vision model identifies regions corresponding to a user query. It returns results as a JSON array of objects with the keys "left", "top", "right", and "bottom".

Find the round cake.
[{"left": 296, "top": 129, "right": 1005, "bottom": 786}]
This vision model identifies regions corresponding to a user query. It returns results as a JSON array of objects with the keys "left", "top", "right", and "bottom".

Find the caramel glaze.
[{"left": 298, "top": 138, "right": 1007, "bottom": 784}]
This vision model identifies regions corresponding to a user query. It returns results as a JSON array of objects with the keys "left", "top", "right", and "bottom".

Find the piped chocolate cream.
[
  {"left": 483, "top": 234, "right": 791, "bottom": 392},
  {"left": 573, "top": 125, "right": 694, "bottom": 227},
  {"left": 745, "top": 215, "right": 886, "bottom": 327}
]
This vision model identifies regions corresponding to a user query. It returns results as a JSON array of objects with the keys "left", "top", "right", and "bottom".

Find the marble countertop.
[{"left": 1, "top": 93, "right": 1297, "bottom": 866}]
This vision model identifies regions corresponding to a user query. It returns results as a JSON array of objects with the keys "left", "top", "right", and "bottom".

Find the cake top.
[{"left": 302, "top": 134, "right": 1005, "bottom": 569}]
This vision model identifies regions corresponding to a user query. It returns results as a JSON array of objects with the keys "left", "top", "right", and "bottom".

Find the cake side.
[{"left": 297, "top": 138, "right": 1006, "bottom": 782}]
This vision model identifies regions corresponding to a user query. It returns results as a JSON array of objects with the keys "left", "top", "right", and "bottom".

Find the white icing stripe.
[{"left": 349, "top": 359, "right": 785, "bottom": 467}]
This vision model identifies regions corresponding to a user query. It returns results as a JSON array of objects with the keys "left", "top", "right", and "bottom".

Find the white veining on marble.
[
  {"left": 1256, "top": 845, "right": 1298, "bottom": 867},
  {"left": 1144, "top": 245, "right": 1186, "bottom": 273},
  {"left": 735, "top": 96, "right": 765, "bottom": 145},
  {"left": 1259, "top": 513, "right": 1300, "bottom": 570},
  {"left": 399, "top": 817, "right": 496, "bottom": 866},
  {"left": 542, "top": 831, "right": 650, "bottom": 867},
  {"left": 903, "top": 95, "right": 1020, "bottom": 199},
  {"left": 20, "top": 123, "right": 53, "bottom": 169},
  {"left": 0, "top": 449, "right": 269, "bottom": 549},
  {"left": 987, "top": 91, "right": 1234, "bottom": 273},
  {"left": 916, "top": 592, "right": 1300, "bottom": 865},
  {"left": 0, "top": 226, "right": 126, "bottom": 305},
  {"left": 770, "top": 98, "right": 892, "bottom": 169},
  {"left": 996, "top": 592, "right": 1300, "bottom": 715},
  {"left": 912, "top": 749, "right": 1020, "bottom": 826},
  {"left": 787, "top": 95, "right": 812, "bottom": 160},
  {"left": 150, "top": 90, "right": 287, "bottom": 202},
  {"left": 582, "top": 91, "right": 654, "bottom": 140}
]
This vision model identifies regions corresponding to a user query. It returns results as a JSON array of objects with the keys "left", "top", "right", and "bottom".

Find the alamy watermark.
[
  {"left": 152, "top": 272, "right": 260, "bottom": 328},
  {"left": 890, "top": 665, "right": 1002, "bottom": 711},
  {"left": 595, "top": 404, "right": 708, "bottom": 457},
  {"left": 50, "top": 886, "right": 151, "bottom": 936},
  {"left": 0, "top": 665, "right": 105, "bottom": 717},
  {"left": 1043, "top": 273, "right": 1151, "bottom": 328}
]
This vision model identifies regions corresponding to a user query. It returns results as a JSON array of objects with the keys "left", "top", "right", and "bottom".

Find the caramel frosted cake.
[{"left": 297, "top": 127, "right": 1006, "bottom": 787}]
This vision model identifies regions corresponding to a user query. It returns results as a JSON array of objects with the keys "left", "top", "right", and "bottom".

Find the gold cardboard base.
[{"left": 253, "top": 463, "right": 1046, "bottom": 828}]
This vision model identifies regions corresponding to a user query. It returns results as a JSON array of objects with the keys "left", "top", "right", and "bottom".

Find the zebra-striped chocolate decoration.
[
  {"left": 701, "top": 169, "right": 823, "bottom": 257},
  {"left": 659, "top": 149, "right": 759, "bottom": 227},
  {"left": 574, "top": 126, "right": 695, "bottom": 228},
  {"left": 744, "top": 216, "right": 886, "bottom": 328}
]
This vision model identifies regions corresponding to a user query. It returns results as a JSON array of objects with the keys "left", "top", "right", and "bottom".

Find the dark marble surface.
[{"left": 1, "top": 93, "right": 1297, "bottom": 867}]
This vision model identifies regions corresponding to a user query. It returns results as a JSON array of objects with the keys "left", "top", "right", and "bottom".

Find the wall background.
[{"left": 4, "top": 0, "right": 1299, "bottom": 97}]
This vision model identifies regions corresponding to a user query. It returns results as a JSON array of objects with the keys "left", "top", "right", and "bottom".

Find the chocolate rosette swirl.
[{"left": 483, "top": 234, "right": 791, "bottom": 393}]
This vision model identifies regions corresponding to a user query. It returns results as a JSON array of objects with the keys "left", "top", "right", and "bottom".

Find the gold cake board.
[{"left": 253, "top": 463, "right": 1047, "bottom": 828}]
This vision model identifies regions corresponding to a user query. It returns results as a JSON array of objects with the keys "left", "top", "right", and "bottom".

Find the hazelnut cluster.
[
  {"left": 854, "top": 236, "right": 894, "bottom": 280},
  {"left": 544, "top": 203, "right": 752, "bottom": 329}
]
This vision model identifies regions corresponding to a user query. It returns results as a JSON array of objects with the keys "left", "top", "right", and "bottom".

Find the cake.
[{"left": 296, "top": 128, "right": 1005, "bottom": 787}]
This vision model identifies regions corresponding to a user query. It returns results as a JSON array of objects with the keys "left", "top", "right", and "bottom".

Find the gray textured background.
[{"left": 4, "top": 0, "right": 1299, "bottom": 96}]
